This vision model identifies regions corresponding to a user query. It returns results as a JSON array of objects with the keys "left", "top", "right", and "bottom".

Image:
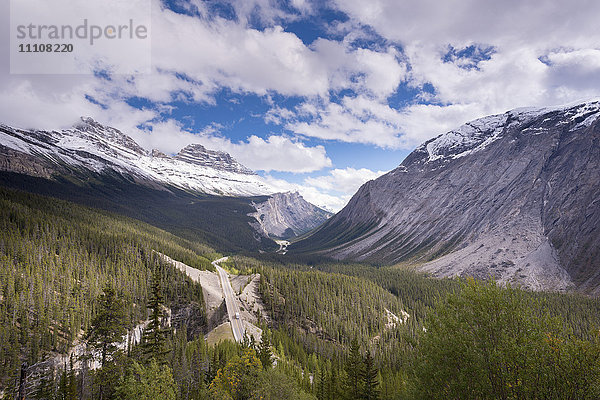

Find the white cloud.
[
  {"left": 264, "top": 106, "right": 296, "bottom": 125},
  {"left": 334, "top": 0, "right": 600, "bottom": 49},
  {"left": 262, "top": 166, "right": 388, "bottom": 212},
  {"left": 285, "top": 95, "right": 406, "bottom": 148},
  {"left": 149, "top": 6, "right": 406, "bottom": 100},
  {"left": 224, "top": 135, "right": 331, "bottom": 173},
  {"left": 332, "top": 0, "right": 600, "bottom": 142},
  {"left": 304, "top": 167, "right": 386, "bottom": 194},
  {"left": 124, "top": 118, "right": 331, "bottom": 173}
]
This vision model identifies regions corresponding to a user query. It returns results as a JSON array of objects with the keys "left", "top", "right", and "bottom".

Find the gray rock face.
[
  {"left": 74, "top": 117, "right": 147, "bottom": 156},
  {"left": 292, "top": 101, "right": 600, "bottom": 293},
  {"left": 250, "top": 192, "right": 332, "bottom": 238},
  {"left": 176, "top": 144, "right": 255, "bottom": 175}
]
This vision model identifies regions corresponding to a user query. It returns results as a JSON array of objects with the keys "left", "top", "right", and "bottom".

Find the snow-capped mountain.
[
  {"left": 0, "top": 117, "right": 275, "bottom": 197},
  {"left": 292, "top": 100, "right": 600, "bottom": 293},
  {"left": 0, "top": 117, "right": 330, "bottom": 241}
]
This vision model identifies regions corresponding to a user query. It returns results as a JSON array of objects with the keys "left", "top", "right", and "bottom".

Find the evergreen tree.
[
  {"left": 361, "top": 351, "right": 379, "bottom": 400},
  {"left": 57, "top": 364, "right": 68, "bottom": 400},
  {"left": 258, "top": 332, "right": 273, "bottom": 369},
  {"left": 34, "top": 366, "right": 55, "bottom": 400},
  {"left": 66, "top": 356, "right": 78, "bottom": 400},
  {"left": 242, "top": 332, "right": 251, "bottom": 349},
  {"left": 141, "top": 267, "right": 170, "bottom": 363},
  {"left": 85, "top": 286, "right": 126, "bottom": 368},
  {"left": 116, "top": 359, "right": 176, "bottom": 400},
  {"left": 316, "top": 368, "right": 327, "bottom": 400},
  {"left": 343, "top": 339, "right": 362, "bottom": 400},
  {"left": 328, "top": 365, "right": 339, "bottom": 400}
]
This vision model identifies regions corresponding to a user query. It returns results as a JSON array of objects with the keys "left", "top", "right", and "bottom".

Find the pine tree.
[
  {"left": 57, "top": 363, "right": 68, "bottom": 400},
  {"left": 34, "top": 365, "right": 55, "bottom": 400},
  {"left": 66, "top": 356, "right": 78, "bottom": 400},
  {"left": 116, "top": 359, "right": 176, "bottom": 400},
  {"left": 85, "top": 286, "right": 126, "bottom": 368},
  {"left": 317, "top": 368, "right": 328, "bottom": 400},
  {"left": 361, "top": 351, "right": 379, "bottom": 400},
  {"left": 257, "top": 332, "right": 273, "bottom": 369},
  {"left": 343, "top": 339, "right": 362, "bottom": 400},
  {"left": 329, "top": 366, "right": 339, "bottom": 400},
  {"left": 141, "top": 267, "right": 170, "bottom": 363}
]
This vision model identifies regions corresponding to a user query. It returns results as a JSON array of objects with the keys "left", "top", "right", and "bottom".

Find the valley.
[{"left": 0, "top": 101, "right": 599, "bottom": 399}]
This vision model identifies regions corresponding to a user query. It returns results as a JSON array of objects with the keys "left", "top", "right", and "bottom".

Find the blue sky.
[{"left": 2, "top": 0, "right": 600, "bottom": 210}]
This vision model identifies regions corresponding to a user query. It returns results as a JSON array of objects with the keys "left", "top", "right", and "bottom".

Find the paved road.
[{"left": 213, "top": 257, "right": 245, "bottom": 342}]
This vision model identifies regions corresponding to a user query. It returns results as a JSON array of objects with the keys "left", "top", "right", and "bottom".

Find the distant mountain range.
[
  {"left": 292, "top": 100, "right": 600, "bottom": 294},
  {"left": 0, "top": 117, "right": 330, "bottom": 249}
]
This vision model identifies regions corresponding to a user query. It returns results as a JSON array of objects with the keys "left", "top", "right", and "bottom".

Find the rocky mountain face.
[
  {"left": 250, "top": 192, "right": 332, "bottom": 239},
  {"left": 175, "top": 144, "right": 255, "bottom": 175},
  {"left": 291, "top": 101, "right": 600, "bottom": 293},
  {"left": 0, "top": 117, "right": 275, "bottom": 197},
  {"left": 0, "top": 118, "right": 327, "bottom": 241}
]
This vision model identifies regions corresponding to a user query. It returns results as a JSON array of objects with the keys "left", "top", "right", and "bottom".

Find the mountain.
[
  {"left": 249, "top": 191, "right": 332, "bottom": 239},
  {"left": 291, "top": 100, "right": 600, "bottom": 293},
  {"left": 0, "top": 118, "right": 328, "bottom": 249},
  {"left": 0, "top": 117, "right": 275, "bottom": 197}
]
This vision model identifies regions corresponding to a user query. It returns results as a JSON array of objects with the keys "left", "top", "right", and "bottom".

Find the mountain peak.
[
  {"left": 409, "top": 100, "right": 600, "bottom": 167},
  {"left": 71, "top": 117, "right": 147, "bottom": 156},
  {"left": 251, "top": 191, "right": 332, "bottom": 239},
  {"left": 175, "top": 144, "right": 255, "bottom": 175}
]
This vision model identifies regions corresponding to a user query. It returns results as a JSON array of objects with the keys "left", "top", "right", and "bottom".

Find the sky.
[{"left": 2, "top": 0, "right": 600, "bottom": 211}]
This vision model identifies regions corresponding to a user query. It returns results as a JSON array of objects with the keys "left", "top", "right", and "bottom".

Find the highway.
[{"left": 212, "top": 257, "right": 245, "bottom": 342}]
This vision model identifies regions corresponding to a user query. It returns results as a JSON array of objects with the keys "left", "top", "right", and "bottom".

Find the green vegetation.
[
  {"left": 232, "top": 255, "right": 600, "bottom": 399},
  {"left": 116, "top": 359, "right": 177, "bottom": 400},
  {"left": 2, "top": 187, "right": 600, "bottom": 399},
  {"left": 0, "top": 171, "right": 277, "bottom": 253},
  {"left": 414, "top": 279, "right": 600, "bottom": 399},
  {"left": 85, "top": 286, "right": 126, "bottom": 368},
  {"left": 0, "top": 188, "right": 210, "bottom": 390}
]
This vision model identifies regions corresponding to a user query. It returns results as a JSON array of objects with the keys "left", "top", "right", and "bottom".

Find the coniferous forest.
[{"left": 2, "top": 187, "right": 600, "bottom": 399}]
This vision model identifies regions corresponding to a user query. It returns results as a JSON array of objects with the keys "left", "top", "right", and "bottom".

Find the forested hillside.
[
  {"left": 230, "top": 255, "right": 600, "bottom": 399},
  {"left": 0, "top": 188, "right": 214, "bottom": 391},
  {"left": 0, "top": 171, "right": 277, "bottom": 253},
  {"left": 2, "top": 188, "right": 600, "bottom": 399}
]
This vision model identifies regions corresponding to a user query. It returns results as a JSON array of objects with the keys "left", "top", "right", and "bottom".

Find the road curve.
[{"left": 212, "top": 257, "right": 245, "bottom": 342}]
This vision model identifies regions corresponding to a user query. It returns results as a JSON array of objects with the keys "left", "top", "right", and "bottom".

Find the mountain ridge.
[
  {"left": 291, "top": 100, "right": 600, "bottom": 293},
  {"left": 0, "top": 117, "right": 330, "bottom": 246},
  {"left": 250, "top": 191, "right": 332, "bottom": 239},
  {"left": 0, "top": 117, "right": 275, "bottom": 197}
]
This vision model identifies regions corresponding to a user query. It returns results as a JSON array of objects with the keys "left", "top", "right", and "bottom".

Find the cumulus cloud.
[
  {"left": 261, "top": 166, "right": 388, "bottom": 212},
  {"left": 279, "top": 95, "right": 406, "bottom": 148},
  {"left": 333, "top": 0, "right": 600, "bottom": 49},
  {"left": 332, "top": 0, "right": 600, "bottom": 141},
  {"left": 125, "top": 118, "right": 332, "bottom": 173},
  {"left": 146, "top": 5, "right": 406, "bottom": 100},
  {"left": 304, "top": 167, "right": 386, "bottom": 194}
]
